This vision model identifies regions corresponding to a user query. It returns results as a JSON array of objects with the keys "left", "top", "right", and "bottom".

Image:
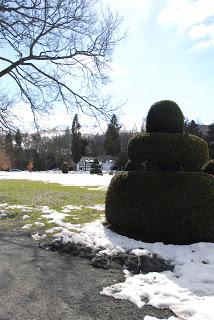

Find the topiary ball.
[
  {"left": 202, "top": 160, "right": 214, "bottom": 175},
  {"left": 146, "top": 100, "right": 184, "bottom": 133}
]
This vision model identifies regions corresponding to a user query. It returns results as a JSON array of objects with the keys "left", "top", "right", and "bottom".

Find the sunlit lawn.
[{"left": 0, "top": 180, "right": 106, "bottom": 233}]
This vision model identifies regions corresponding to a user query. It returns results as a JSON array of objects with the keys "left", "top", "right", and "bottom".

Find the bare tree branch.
[{"left": 0, "top": 0, "right": 123, "bottom": 129}]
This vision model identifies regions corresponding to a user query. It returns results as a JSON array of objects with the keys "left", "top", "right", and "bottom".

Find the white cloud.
[
  {"left": 159, "top": 0, "right": 214, "bottom": 49},
  {"left": 191, "top": 38, "right": 214, "bottom": 50},
  {"left": 188, "top": 23, "right": 214, "bottom": 40},
  {"left": 104, "top": 0, "right": 151, "bottom": 22},
  {"left": 105, "top": 0, "right": 151, "bottom": 12},
  {"left": 159, "top": 0, "right": 214, "bottom": 31}
]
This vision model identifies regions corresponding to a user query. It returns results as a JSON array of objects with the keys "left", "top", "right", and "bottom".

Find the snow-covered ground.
[
  {"left": 0, "top": 171, "right": 112, "bottom": 189},
  {"left": 1, "top": 171, "right": 214, "bottom": 320}
]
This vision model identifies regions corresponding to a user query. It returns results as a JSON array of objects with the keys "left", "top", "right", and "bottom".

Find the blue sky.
[
  {"left": 9, "top": 0, "right": 214, "bottom": 131},
  {"left": 105, "top": 0, "right": 214, "bottom": 131}
]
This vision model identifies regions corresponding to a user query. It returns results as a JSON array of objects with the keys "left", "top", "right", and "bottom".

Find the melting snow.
[
  {"left": 53, "top": 221, "right": 214, "bottom": 320},
  {"left": 23, "top": 215, "right": 30, "bottom": 220},
  {"left": 22, "top": 224, "right": 33, "bottom": 229},
  {"left": 32, "top": 233, "right": 47, "bottom": 241},
  {"left": 34, "top": 221, "right": 45, "bottom": 227},
  {"left": 0, "top": 213, "right": 8, "bottom": 218}
]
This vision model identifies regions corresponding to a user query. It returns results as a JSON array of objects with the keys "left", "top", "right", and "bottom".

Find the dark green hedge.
[
  {"left": 105, "top": 171, "right": 214, "bottom": 244},
  {"left": 146, "top": 100, "right": 184, "bottom": 133},
  {"left": 128, "top": 132, "right": 209, "bottom": 172},
  {"left": 90, "top": 167, "right": 102, "bottom": 174},
  {"left": 61, "top": 162, "right": 69, "bottom": 174}
]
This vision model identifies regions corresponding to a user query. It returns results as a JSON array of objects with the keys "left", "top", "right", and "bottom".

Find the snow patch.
[
  {"left": 61, "top": 205, "right": 82, "bottom": 213},
  {"left": 88, "top": 204, "right": 105, "bottom": 211},
  {"left": 41, "top": 206, "right": 82, "bottom": 231},
  {"left": 34, "top": 221, "right": 45, "bottom": 227},
  {"left": 52, "top": 221, "right": 214, "bottom": 320},
  {"left": 0, "top": 213, "right": 8, "bottom": 218},
  {"left": 32, "top": 233, "right": 47, "bottom": 240},
  {"left": 131, "top": 248, "right": 153, "bottom": 257},
  {"left": 23, "top": 215, "right": 30, "bottom": 220},
  {"left": 22, "top": 224, "right": 33, "bottom": 229}
]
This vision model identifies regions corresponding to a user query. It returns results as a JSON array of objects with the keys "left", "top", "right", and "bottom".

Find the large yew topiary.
[
  {"left": 106, "top": 171, "right": 214, "bottom": 244},
  {"left": 146, "top": 100, "right": 184, "bottom": 133},
  {"left": 128, "top": 132, "right": 209, "bottom": 172},
  {"left": 105, "top": 100, "right": 213, "bottom": 244}
]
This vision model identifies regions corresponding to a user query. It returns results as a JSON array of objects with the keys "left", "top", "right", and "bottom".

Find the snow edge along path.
[{"left": 53, "top": 222, "right": 214, "bottom": 320}]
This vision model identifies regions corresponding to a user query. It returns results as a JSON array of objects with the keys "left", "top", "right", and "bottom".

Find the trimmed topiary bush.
[
  {"left": 93, "top": 158, "right": 99, "bottom": 165},
  {"left": 90, "top": 159, "right": 102, "bottom": 175},
  {"left": 105, "top": 99, "right": 213, "bottom": 244},
  {"left": 128, "top": 132, "right": 209, "bottom": 172},
  {"left": 90, "top": 167, "right": 102, "bottom": 174},
  {"left": 202, "top": 160, "right": 214, "bottom": 175},
  {"left": 106, "top": 171, "right": 214, "bottom": 244},
  {"left": 146, "top": 100, "right": 184, "bottom": 133},
  {"left": 125, "top": 160, "right": 145, "bottom": 171},
  {"left": 61, "top": 161, "right": 69, "bottom": 174}
]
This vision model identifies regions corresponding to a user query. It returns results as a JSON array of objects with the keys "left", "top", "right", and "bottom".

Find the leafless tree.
[
  {"left": 0, "top": 0, "right": 122, "bottom": 129},
  {"left": 0, "top": 94, "right": 17, "bottom": 131}
]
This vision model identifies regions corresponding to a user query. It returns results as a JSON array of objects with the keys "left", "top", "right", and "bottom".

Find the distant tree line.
[
  {"left": 0, "top": 114, "right": 134, "bottom": 171},
  {"left": 1, "top": 115, "right": 214, "bottom": 171}
]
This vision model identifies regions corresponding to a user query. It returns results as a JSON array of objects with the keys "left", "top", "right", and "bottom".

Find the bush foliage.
[
  {"left": 202, "top": 160, "right": 214, "bottom": 175},
  {"left": 90, "top": 159, "right": 102, "bottom": 174},
  {"left": 61, "top": 161, "right": 69, "bottom": 174},
  {"left": 105, "top": 99, "right": 213, "bottom": 244},
  {"left": 105, "top": 171, "right": 214, "bottom": 244},
  {"left": 146, "top": 100, "right": 184, "bottom": 133},
  {"left": 128, "top": 132, "right": 209, "bottom": 172}
]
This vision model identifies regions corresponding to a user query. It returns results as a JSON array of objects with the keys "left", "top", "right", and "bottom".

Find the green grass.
[
  {"left": 0, "top": 180, "right": 105, "bottom": 208},
  {"left": 63, "top": 208, "right": 104, "bottom": 224},
  {"left": 0, "top": 179, "right": 106, "bottom": 233}
]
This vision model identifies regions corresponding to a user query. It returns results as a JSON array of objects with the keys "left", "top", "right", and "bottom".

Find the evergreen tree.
[
  {"left": 87, "top": 134, "right": 104, "bottom": 157},
  {"left": 64, "top": 127, "right": 71, "bottom": 153},
  {"left": 104, "top": 114, "right": 121, "bottom": 156},
  {"left": 15, "top": 129, "right": 22, "bottom": 149},
  {"left": 4, "top": 132, "right": 13, "bottom": 156},
  {"left": 14, "top": 129, "right": 24, "bottom": 168},
  {"left": 71, "top": 114, "right": 87, "bottom": 164},
  {"left": 206, "top": 123, "right": 214, "bottom": 158},
  {"left": 33, "top": 152, "right": 42, "bottom": 171}
]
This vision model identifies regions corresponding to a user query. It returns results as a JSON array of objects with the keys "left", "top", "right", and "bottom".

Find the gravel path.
[{"left": 0, "top": 231, "right": 174, "bottom": 320}]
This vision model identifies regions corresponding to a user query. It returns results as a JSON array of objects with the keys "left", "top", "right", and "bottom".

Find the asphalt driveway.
[{"left": 0, "top": 231, "right": 174, "bottom": 320}]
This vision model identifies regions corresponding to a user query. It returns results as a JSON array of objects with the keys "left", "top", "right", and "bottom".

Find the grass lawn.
[{"left": 0, "top": 180, "right": 106, "bottom": 234}]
